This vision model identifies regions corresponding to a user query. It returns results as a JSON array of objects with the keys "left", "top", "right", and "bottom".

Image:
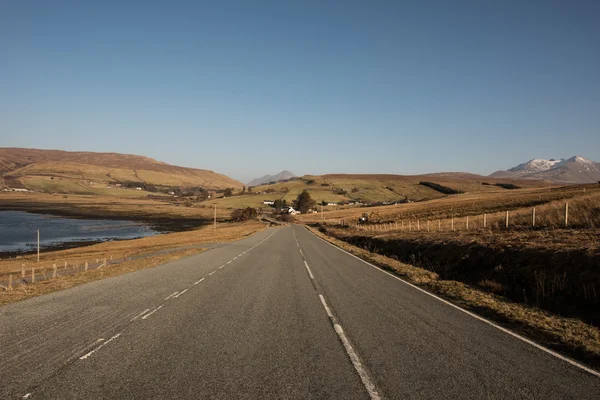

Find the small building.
[
  {"left": 287, "top": 207, "right": 300, "bottom": 215},
  {"left": 327, "top": 202, "right": 337, "bottom": 206},
  {"left": 263, "top": 200, "right": 275, "bottom": 205},
  {"left": 12, "top": 188, "right": 29, "bottom": 192},
  {"left": 135, "top": 187, "right": 143, "bottom": 190}
]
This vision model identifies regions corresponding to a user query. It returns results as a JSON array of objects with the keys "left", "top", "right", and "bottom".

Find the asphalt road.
[{"left": 1, "top": 225, "right": 599, "bottom": 399}]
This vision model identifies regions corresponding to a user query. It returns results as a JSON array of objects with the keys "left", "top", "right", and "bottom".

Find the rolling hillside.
[
  {"left": 206, "top": 172, "right": 549, "bottom": 209},
  {"left": 0, "top": 148, "right": 243, "bottom": 194}
]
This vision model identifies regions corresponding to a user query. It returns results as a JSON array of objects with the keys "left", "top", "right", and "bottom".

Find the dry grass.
[
  {"left": 298, "top": 184, "right": 598, "bottom": 225},
  {"left": 0, "top": 220, "right": 266, "bottom": 277},
  {"left": 307, "top": 226, "right": 600, "bottom": 367},
  {"left": 0, "top": 248, "right": 204, "bottom": 306}
]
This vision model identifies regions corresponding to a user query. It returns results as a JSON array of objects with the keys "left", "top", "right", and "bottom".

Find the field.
[
  {"left": 207, "top": 173, "right": 550, "bottom": 210},
  {"left": 0, "top": 192, "right": 233, "bottom": 229},
  {"left": 297, "top": 184, "right": 598, "bottom": 225}
]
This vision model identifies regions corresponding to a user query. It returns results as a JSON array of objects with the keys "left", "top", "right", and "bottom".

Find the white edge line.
[
  {"left": 306, "top": 227, "right": 600, "bottom": 379},
  {"left": 79, "top": 333, "right": 122, "bottom": 360},
  {"left": 131, "top": 308, "right": 151, "bottom": 321},
  {"left": 141, "top": 305, "right": 163, "bottom": 320},
  {"left": 174, "top": 288, "right": 189, "bottom": 298},
  {"left": 304, "top": 260, "right": 315, "bottom": 279},
  {"left": 195, "top": 278, "right": 205, "bottom": 285},
  {"left": 318, "top": 295, "right": 381, "bottom": 400}
]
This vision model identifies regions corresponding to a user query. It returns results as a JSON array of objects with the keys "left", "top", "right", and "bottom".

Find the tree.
[
  {"left": 273, "top": 199, "right": 283, "bottom": 210},
  {"left": 293, "top": 190, "right": 316, "bottom": 214},
  {"left": 224, "top": 188, "right": 233, "bottom": 197},
  {"left": 248, "top": 186, "right": 253, "bottom": 193}
]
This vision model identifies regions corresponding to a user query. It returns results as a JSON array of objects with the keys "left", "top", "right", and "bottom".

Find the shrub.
[
  {"left": 419, "top": 181, "right": 460, "bottom": 195},
  {"left": 231, "top": 207, "right": 258, "bottom": 221}
]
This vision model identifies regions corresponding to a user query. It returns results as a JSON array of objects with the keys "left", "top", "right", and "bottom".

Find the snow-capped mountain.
[
  {"left": 490, "top": 156, "right": 600, "bottom": 183},
  {"left": 247, "top": 170, "right": 296, "bottom": 187}
]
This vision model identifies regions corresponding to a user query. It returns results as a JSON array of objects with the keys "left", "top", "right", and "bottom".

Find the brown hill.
[{"left": 0, "top": 148, "right": 243, "bottom": 192}]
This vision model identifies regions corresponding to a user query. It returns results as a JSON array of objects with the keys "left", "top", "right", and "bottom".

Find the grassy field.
[
  {"left": 0, "top": 220, "right": 267, "bottom": 305},
  {"left": 0, "top": 192, "right": 234, "bottom": 227},
  {"left": 298, "top": 184, "right": 597, "bottom": 224},
  {"left": 206, "top": 173, "right": 550, "bottom": 210}
]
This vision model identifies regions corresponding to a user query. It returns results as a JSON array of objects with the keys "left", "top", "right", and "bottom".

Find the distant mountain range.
[
  {"left": 490, "top": 156, "right": 600, "bottom": 183},
  {"left": 247, "top": 170, "right": 296, "bottom": 187}
]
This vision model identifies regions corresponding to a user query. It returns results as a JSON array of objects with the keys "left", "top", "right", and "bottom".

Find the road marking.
[
  {"left": 195, "top": 278, "right": 205, "bottom": 284},
  {"left": 318, "top": 295, "right": 381, "bottom": 400},
  {"left": 174, "top": 288, "right": 189, "bottom": 298},
  {"left": 23, "top": 393, "right": 32, "bottom": 399},
  {"left": 308, "top": 228, "right": 600, "bottom": 379},
  {"left": 233, "top": 256, "right": 238, "bottom": 260},
  {"left": 219, "top": 265, "right": 225, "bottom": 269},
  {"left": 209, "top": 271, "right": 216, "bottom": 276},
  {"left": 79, "top": 333, "right": 122, "bottom": 360},
  {"left": 164, "top": 292, "right": 179, "bottom": 301},
  {"left": 299, "top": 249, "right": 304, "bottom": 258},
  {"left": 226, "top": 261, "right": 232, "bottom": 265},
  {"left": 304, "top": 261, "right": 314, "bottom": 279},
  {"left": 131, "top": 308, "right": 151, "bottom": 321},
  {"left": 141, "top": 305, "right": 163, "bottom": 320}
]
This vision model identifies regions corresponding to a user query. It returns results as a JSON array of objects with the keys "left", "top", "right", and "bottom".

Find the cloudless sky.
[{"left": 1, "top": 0, "right": 599, "bottom": 183}]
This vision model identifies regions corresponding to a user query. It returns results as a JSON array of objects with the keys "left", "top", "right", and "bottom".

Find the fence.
[{"left": 325, "top": 201, "right": 599, "bottom": 233}]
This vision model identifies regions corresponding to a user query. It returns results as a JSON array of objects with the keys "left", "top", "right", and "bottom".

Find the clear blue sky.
[{"left": 1, "top": 1, "right": 599, "bottom": 183}]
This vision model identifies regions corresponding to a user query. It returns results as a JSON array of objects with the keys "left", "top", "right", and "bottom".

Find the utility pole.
[
  {"left": 37, "top": 229, "right": 40, "bottom": 263},
  {"left": 321, "top": 203, "right": 324, "bottom": 223},
  {"left": 213, "top": 204, "right": 217, "bottom": 230}
]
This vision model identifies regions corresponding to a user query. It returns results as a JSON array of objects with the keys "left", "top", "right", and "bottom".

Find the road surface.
[{"left": 1, "top": 225, "right": 599, "bottom": 399}]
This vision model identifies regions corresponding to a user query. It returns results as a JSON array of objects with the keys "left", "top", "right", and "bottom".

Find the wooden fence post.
[
  {"left": 64, "top": 261, "right": 67, "bottom": 269},
  {"left": 438, "top": 220, "right": 441, "bottom": 231},
  {"left": 466, "top": 216, "right": 469, "bottom": 230},
  {"left": 52, "top": 264, "right": 57, "bottom": 278},
  {"left": 451, "top": 218, "right": 454, "bottom": 231},
  {"left": 21, "top": 264, "right": 25, "bottom": 278},
  {"left": 417, "top": 220, "right": 420, "bottom": 231},
  {"left": 565, "top": 203, "right": 569, "bottom": 227},
  {"left": 505, "top": 211, "right": 509, "bottom": 228},
  {"left": 483, "top": 213, "right": 487, "bottom": 229},
  {"left": 85, "top": 262, "right": 88, "bottom": 271},
  {"left": 532, "top": 207, "right": 536, "bottom": 227},
  {"left": 427, "top": 220, "right": 430, "bottom": 232},
  {"left": 31, "top": 267, "right": 35, "bottom": 283},
  {"left": 8, "top": 274, "right": 13, "bottom": 291}
]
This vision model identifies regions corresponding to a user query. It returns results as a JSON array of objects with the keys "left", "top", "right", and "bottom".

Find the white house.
[
  {"left": 287, "top": 207, "right": 301, "bottom": 215},
  {"left": 263, "top": 200, "right": 275, "bottom": 205}
]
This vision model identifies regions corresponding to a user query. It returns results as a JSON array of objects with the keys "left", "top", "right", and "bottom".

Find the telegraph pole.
[
  {"left": 37, "top": 229, "right": 40, "bottom": 262},
  {"left": 214, "top": 204, "right": 217, "bottom": 230}
]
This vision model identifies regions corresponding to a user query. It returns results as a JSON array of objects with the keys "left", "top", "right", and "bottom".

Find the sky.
[{"left": 1, "top": 1, "right": 599, "bottom": 183}]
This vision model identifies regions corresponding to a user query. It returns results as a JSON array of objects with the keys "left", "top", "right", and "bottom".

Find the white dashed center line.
[
  {"left": 209, "top": 271, "right": 216, "bottom": 276},
  {"left": 194, "top": 278, "right": 205, "bottom": 285},
  {"left": 304, "top": 261, "right": 315, "bottom": 279},
  {"left": 131, "top": 308, "right": 151, "bottom": 321},
  {"left": 174, "top": 289, "right": 189, "bottom": 298},
  {"left": 79, "top": 333, "right": 122, "bottom": 360},
  {"left": 164, "top": 292, "right": 179, "bottom": 301},
  {"left": 141, "top": 305, "right": 163, "bottom": 320}
]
